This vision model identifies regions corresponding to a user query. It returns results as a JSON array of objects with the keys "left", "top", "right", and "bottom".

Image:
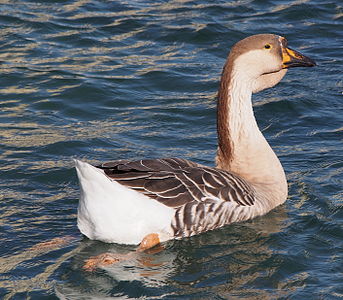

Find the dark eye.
[{"left": 264, "top": 44, "right": 271, "bottom": 49}]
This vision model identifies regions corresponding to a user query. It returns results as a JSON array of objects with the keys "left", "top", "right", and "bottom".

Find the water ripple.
[{"left": 0, "top": 0, "right": 342, "bottom": 298}]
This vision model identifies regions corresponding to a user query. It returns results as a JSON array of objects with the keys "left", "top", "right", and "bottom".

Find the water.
[{"left": 0, "top": 0, "right": 342, "bottom": 298}]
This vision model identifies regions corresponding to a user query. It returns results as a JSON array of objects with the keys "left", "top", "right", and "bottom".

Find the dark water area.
[{"left": 0, "top": 0, "right": 342, "bottom": 299}]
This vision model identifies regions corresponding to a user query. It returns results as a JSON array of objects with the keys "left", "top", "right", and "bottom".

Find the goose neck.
[{"left": 216, "top": 65, "right": 288, "bottom": 205}]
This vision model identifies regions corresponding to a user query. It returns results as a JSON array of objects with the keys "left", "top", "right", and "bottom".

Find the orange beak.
[{"left": 280, "top": 37, "right": 316, "bottom": 68}]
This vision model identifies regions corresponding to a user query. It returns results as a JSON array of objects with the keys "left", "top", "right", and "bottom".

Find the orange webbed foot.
[
  {"left": 83, "top": 252, "right": 133, "bottom": 271},
  {"left": 83, "top": 233, "right": 163, "bottom": 271},
  {"left": 136, "top": 233, "right": 162, "bottom": 253}
]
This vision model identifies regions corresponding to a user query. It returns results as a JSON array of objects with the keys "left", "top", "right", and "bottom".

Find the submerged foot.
[
  {"left": 83, "top": 252, "right": 134, "bottom": 271},
  {"left": 83, "top": 233, "right": 163, "bottom": 271}
]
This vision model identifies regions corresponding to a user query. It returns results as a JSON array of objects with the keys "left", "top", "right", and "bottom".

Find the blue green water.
[{"left": 0, "top": 0, "right": 342, "bottom": 299}]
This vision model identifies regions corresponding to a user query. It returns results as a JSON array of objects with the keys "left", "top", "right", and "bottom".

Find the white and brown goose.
[{"left": 75, "top": 34, "right": 315, "bottom": 250}]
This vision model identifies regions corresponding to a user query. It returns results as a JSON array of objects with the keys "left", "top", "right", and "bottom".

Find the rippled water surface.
[{"left": 1, "top": 0, "right": 342, "bottom": 299}]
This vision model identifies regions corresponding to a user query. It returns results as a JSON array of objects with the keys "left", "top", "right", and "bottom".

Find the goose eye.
[{"left": 264, "top": 44, "right": 272, "bottom": 49}]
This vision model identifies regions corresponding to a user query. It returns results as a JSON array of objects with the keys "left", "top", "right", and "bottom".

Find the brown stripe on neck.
[{"left": 216, "top": 60, "right": 234, "bottom": 169}]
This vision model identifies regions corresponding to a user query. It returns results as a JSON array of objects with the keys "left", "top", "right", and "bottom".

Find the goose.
[{"left": 75, "top": 34, "right": 315, "bottom": 251}]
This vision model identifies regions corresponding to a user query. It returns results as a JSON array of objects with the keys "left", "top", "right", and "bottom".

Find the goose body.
[{"left": 75, "top": 34, "right": 315, "bottom": 245}]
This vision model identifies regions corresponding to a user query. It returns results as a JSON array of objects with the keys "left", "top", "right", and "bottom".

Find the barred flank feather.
[{"left": 96, "top": 157, "right": 258, "bottom": 237}]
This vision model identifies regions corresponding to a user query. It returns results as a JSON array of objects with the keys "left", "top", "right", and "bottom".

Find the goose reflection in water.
[{"left": 55, "top": 206, "right": 290, "bottom": 299}]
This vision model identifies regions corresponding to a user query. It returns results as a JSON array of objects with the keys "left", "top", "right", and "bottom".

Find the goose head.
[{"left": 226, "top": 34, "right": 316, "bottom": 93}]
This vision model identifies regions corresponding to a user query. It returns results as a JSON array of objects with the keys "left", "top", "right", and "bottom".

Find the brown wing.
[{"left": 97, "top": 157, "right": 256, "bottom": 208}]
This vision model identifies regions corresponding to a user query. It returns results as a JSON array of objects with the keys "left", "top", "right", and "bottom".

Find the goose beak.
[
  {"left": 281, "top": 39, "right": 316, "bottom": 68},
  {"left": 282, "top": 47, "right": 316, "bottom": 68}
]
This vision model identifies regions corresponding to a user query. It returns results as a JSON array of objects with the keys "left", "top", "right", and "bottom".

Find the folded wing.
[{"left": 97, "top": 157, "right": 257, "bottom": 237}]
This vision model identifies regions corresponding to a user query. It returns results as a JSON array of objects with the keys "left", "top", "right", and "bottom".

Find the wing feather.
[
  {"left": 97, "top": 158, "right": 256, "bottom": 207},
  {"left": 96, "top": 157, "right": 258, "bottom": 236}
]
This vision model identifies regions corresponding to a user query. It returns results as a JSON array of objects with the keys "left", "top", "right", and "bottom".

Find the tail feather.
[{"left": 74, "top": 160, "right": 174, "bottom": 244}]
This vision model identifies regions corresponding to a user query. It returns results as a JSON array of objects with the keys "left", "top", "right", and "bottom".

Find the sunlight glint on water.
[{"left": 0, "top": 0, "right": 342, "bottom": 298}]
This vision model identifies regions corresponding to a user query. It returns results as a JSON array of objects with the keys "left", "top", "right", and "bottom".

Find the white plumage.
[{"left": 75, "top": 160, "right": 174, "bottom": 244}]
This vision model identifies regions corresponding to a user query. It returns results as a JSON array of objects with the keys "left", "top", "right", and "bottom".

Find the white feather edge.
[{"left": 74, "top": 159, "right": 175, "bottom": 245}]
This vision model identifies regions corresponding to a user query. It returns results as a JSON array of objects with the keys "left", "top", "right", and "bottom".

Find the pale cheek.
[
  {"left": 260, "top": 54, "right": 282, "bottom": 74},
  {"left": 236, "top": 50, "right": 280, "bottom": 77}
]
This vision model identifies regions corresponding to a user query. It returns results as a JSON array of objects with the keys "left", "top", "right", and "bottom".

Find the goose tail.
[{"left": 74, "top": 160, "right": 174, "bottom": 244}]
